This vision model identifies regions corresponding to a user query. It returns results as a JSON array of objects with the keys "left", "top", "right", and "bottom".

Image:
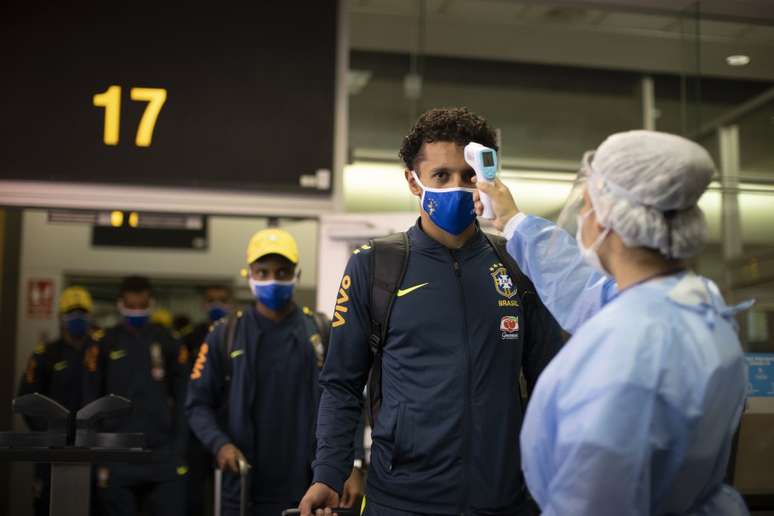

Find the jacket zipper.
[{"left": 450, "top": 250, "right": 471, "bottom": 516}]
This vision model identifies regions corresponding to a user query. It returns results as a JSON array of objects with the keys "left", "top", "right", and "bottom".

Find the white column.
[
  {"left": 641, "top": 76, "right": 656, "bottom": 130},
  {"left": 332, "top": 0, "right": 350, "bottom": 214},
  {"left": 718, "top": 125, "right": 743, "bottom": 261}
]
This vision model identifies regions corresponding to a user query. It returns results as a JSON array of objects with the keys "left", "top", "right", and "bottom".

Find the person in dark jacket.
[
  {"left": 300, "top": 107, "right": 564, "bottom": 516},
  {"left": 182, "top": 284, "right": 233, "bottom": 516},
  {"left": 83, "top": 275, "right": 188, "bottom": 516},
  {"left": 18, "top": 286, "right": 101, "bottom": 516},
  {"left": 186, "top": 229, "right": 364, "bottom": 516}
]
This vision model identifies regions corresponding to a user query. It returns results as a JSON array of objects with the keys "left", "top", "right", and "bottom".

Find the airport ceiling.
[{"left": 350, "top": 0, "right": 774, "bottom": 82}]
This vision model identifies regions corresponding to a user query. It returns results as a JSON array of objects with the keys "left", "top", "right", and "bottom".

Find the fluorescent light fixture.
[
  {"left": 726, "top": 55, "right": 750, "bottom": 66},
  {"left": 344, "top": 162, "right": 774, "bottom": 244}
]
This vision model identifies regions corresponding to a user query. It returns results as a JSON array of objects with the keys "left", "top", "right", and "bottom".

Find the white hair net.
[{"left": 586, "top": 130, "right": 715, "bottom": 259}]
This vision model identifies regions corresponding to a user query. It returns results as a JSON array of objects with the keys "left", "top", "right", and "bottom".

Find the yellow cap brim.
[{"left": 248, "top": 245, "right": 298, "bottom": 265}]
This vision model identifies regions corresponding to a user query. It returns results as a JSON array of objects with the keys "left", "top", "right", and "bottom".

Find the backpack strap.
[
  {"left": 367, "top": 232, "right": 410, "bottom": 426},
  {"left": 482, "top": 231, "right": 536, "bottom": 407},
  {"left": 301, "top": 306, "right": 328, "bottom": 368},
  {"left": 220, "top": 311, "right": 241, "bottom": 385}
]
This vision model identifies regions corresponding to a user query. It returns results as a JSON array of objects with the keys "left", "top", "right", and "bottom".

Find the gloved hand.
[{"left": 473, "top": 177, "right": 520, "bottom": 232}]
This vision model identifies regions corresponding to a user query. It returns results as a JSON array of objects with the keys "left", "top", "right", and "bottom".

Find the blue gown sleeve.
[
  {"left": 540, "top": 383, "right": 661, "bottom": 516},
  {"left": 535, "top": 320, "right": 694, "bottom": 516},
  {"left": 505, "top": 215, "right": 616, "bottom": 334}
]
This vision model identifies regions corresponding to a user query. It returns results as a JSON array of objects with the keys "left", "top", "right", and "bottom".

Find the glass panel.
[
  {"left": 739, "top": 97, "right": 774, "bottom": 179},
  {"left": 350, "top": 51, "right": 641, "bottom": 168}
]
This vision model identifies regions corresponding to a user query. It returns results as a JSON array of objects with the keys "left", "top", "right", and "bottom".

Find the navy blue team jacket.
[
  {"left": 312, "top": 221, "right": 563, "bottom": 515},
  {"left": 186, "top": 306, "right": 327, "bottom": 508}
]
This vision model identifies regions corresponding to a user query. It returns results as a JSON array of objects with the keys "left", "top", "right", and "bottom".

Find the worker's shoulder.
[
  {"left": 146, "top": 323, "right": 181, "bottom": 345},
  {"left": 346, "top": 234, "right": 409, "bottom": 271},
  {"left": 348, "top": 241, "right": 375, "bottom": 263},
  {"left": 204, "top": 308, "right": 247, "bottom": 343},
  {"left": 88, "top": 328, "right": 105, "bottom": 342},
  {"left": 32, "top": 338, "right": 63, "bottom": 357}
]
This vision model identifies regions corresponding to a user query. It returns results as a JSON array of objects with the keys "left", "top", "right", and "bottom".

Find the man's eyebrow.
[{"left": 429, "top": 166, "right": 476, "bottom": 175}]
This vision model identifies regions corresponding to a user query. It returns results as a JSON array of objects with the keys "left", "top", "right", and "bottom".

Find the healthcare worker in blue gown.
[{"left": 475, "top": 130, "right": 751, "bottom": 516}]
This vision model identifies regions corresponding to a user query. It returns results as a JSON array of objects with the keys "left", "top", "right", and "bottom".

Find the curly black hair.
[
  {"left": 399, "top": 107, "right": 498, "bottom": 170},
  {"left": 120, "top": 275, "right": 152, "bottom": 295}
]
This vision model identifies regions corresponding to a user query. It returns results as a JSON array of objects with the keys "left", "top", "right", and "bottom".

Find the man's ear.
[{"left": 405, "top": 169, "right": 422, "bottom": 197}]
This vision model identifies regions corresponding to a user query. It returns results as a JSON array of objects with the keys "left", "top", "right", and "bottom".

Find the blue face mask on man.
[
  {"left": 63, "top": 311, "right": 90, "bottom": 338},
  {"left": 411, "top": 171, "right": 477, "bottom": 235},
  {"left": 207, "top": 304, "right": 230, "bottom": 323},
  {"left": 119, "top": 304, "right": 151, "bottom": 329},
  {"left": 248, "top": 278, "right": 295, "bottom": 311}
]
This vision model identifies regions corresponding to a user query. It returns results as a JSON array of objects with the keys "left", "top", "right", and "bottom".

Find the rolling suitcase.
[{"left": 214, "top": 458, "right": 251, "bottom": 516}]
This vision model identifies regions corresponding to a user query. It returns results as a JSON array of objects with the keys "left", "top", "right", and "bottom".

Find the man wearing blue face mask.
[
  {"left": 18, "top": 286, "right": 102, "bottom": 516},
  {"left": 187, "top": 229, "right": 365, "bottom": 516},
  {"left": 300, "top": 107, "right": 563, "bottom": 516},
  {"left": 181, "top": 284, "right": 233, "bottom": 516},
  {"left": 83, "top": 275, "right": 189, "bottom": 516}
]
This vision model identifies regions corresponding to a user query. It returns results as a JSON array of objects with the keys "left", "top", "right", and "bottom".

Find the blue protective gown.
[{"left": 507, "top": 214, "right": 750, "bottom": 516}]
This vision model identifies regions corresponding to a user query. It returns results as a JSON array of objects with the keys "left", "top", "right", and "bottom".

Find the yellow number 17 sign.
[{"left": 93, "top": 85, "right": 167, "bottom": 147}]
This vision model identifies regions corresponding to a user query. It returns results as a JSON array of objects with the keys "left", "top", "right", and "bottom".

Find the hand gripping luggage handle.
[{"left": 214, "top": 459, "right": 252, "bottom": 516}]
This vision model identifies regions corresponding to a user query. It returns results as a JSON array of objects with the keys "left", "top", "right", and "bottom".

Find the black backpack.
[{"left": 366, "top": 231, "right": 535, "bottom": 426}]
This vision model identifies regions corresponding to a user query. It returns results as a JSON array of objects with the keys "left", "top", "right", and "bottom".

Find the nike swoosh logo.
[{"left": 397, "top": 282, "right": 429, "bottom": 297}]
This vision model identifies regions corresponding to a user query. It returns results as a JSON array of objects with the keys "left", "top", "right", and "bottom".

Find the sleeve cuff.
[
  {"left": 210, "top": 435, "right": 231, "bottom": 458},
  {"left": 312, "top": 463, "right": 347, "bottom": 495},
  {"left": 503, "top": 212, "right": 528, "bottom": 240}
]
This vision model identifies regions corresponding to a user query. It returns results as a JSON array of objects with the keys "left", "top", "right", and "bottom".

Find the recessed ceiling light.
[{"left": 726, "top": 55, "right": 750, "bottom": 66}]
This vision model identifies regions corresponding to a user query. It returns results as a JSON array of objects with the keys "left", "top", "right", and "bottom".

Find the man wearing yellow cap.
[
  {"left": 186, "top": 228, "right": 364, "bottom": 516},
  {"left": 18, "top": 286, "right": 102, "bottom": 516}
]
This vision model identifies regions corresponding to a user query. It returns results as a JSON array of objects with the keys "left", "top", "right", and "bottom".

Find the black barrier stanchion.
[{"left": 0, "top": 393, "right": 162, "bottom": 516}]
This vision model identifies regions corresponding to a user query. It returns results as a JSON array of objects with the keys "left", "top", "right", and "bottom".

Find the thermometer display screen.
[{"left": 482, "top": 151, "right": 495, "bottom": 167}]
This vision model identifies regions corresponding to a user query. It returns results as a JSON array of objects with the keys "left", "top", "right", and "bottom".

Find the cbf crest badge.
[{"left": 490, "top": 263, "right": 517, "bottom": 299}]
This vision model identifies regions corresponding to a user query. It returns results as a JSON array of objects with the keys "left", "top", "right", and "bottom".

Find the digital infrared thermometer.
[{"left": 464, "top": 142, "right": 497, "bottom": 219}]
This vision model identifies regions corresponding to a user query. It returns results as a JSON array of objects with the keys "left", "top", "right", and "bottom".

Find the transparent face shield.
[
  {"left": 556, "top": 150, "right": 594, "bottom": 235},
  {"left": 530, "top": 150, "right": 599, "bottom": 264}
]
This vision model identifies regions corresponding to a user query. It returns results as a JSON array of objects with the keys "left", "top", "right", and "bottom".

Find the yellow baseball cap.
[
  {"left": 151, "top": 308, "right": 173, "bottom": 328},
  {"left": 245, "top": 228, "right": 299, "bottom": 265},
  {"left": 59, "top": 286, "right": 93, "bottom": 313}
]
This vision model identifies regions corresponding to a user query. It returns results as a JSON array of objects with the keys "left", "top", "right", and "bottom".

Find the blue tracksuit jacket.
[
  {"left": 313, "top": 221, "right": 563, "bottom": 515},
  {"left": 186, "top": 306, "right": 330, "bottom": 509}
]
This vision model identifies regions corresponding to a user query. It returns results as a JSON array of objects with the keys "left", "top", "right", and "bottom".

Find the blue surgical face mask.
[
  {"left": 119, "top": 304, "right": 151, "bottom": 329},
  {"left": 63, "top": 312, "right": 90, "bottom": 338},
  {"left": 411, "top": 171, "right": 477, "bottom": 235},
  {"left": 207, "top": 303, "right": 230, "bottom": 323},
  {"left": 248, "top": 278, "right": 295, "bottom": 311}
]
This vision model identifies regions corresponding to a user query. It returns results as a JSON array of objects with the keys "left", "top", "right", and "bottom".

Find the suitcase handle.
[{"left": 238, "top": 458, "right": 251, "bottom": 476}]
